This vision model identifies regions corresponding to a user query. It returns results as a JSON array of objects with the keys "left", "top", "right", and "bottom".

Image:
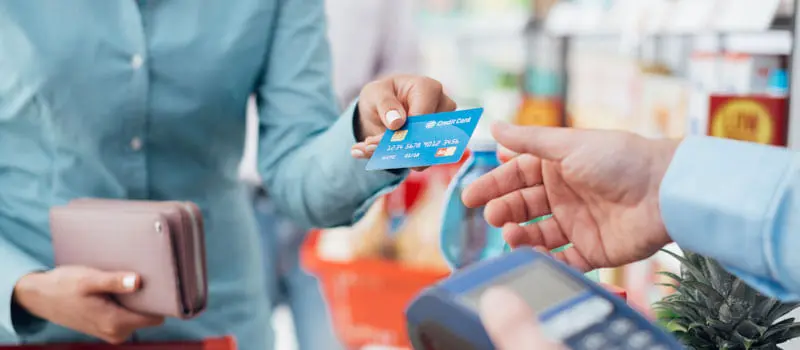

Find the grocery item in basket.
[
  {"left": 395, "top": 172, "right": 449, "bottom": 270},
  {"left": 317, "top": 196, "right": 395, "bottom": 261}
]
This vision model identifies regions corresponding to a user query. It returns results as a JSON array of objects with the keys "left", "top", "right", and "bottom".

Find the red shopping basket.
[
  {"left": 0, "top": 337, "right": 236, "bottom": 350},
  {"left": 302, "top": 229, "right": 627, "bottom": 349},
  {"left": 301, "top": 230, "right": 448, "bottom": 349}
]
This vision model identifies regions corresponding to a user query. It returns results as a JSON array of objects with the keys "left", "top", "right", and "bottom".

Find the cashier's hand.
[
  {"left": 462, "top": 123, "right": 679, "bottom": 272},
  {"left": 13, "top": 266, "right": 164, "bottom": 344},
  {"left": 350, "top": 75, "right": 457, "bottom": 161},
  {"left": 480, "top": 287, "right": 565, "bottom": 349}
]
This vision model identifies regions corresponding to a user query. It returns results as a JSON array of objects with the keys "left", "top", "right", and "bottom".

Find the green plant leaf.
[
  {"left": 661, "top": 248, "right": 709, "bottom": 284},
  {"left": 763, "top": 320, "right": 799, "bottom": 340},
  {"left": 736, "top": 320, "right": 765, "bottom": 339},
  {"left": 658, "top": 271, "right": 683, "bottom": 283},
  {"left": 767, "top": 303, "right": 800, "bottom": 324},
  {"left": 772, "top": 324, "right": 800, "bottom": 344},
  {"left": 682, "top": 280, "right": 725, "bottom": 309},
  {"left": 729, "top": 278, "right": 758, "bottom": 308},
  {"left": 656, "top": 282, "right": 681, "bottom": 290},
  {"left": 752, "top": 298, "right": 780, "bottom": 323}
]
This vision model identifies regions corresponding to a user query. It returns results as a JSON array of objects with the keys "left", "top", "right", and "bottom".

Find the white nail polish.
[
  {"left": 366, "top": 144, "right": 377, "bottom": 152},
  {"left": 386, "top": 110, "right": 402, "bottom": 125},
  {"left": 351, "top": 149, "right": 366, "bottom": 158},
  {"left": 122, "top": 275, "right": 137, "bottom": 290}
]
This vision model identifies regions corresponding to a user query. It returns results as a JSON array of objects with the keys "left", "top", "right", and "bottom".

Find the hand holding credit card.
[{"left": 365, "top": 108, "right": 484, "bottom": 171}]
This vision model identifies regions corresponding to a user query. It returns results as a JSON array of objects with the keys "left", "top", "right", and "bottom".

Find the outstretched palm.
[{"left": 462, "top": 124, "right": 677, "bottom": 271}]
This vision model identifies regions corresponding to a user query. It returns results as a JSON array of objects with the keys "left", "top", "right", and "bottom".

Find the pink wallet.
[{"left": 50, "top": 199, "right": 207, "bottom": 319}]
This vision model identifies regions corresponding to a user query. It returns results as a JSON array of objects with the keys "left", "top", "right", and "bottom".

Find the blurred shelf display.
[
  {"left": 411, "top": 0, "right": 799, "bottom": 321},
  {"left": 518, "top": 0, "right": 799, "bottom": 312},
  {"left": 417, "top": 12, "right": 530, "bottom": 38}
]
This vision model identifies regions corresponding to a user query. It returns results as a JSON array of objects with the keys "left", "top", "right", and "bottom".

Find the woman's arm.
[
  {"left": 0, "top": 234, "right": 47, "bottom": 337},
  {"left": 255, "top": 0, "right": 405, "bottom": 229}
]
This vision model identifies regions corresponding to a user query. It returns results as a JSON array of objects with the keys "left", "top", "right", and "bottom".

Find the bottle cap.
[
  {"left": 468, "top": 119, "right": 498, "bottom": 151},
  {"left": 768, "top": 69, "right": 788, "bottom": 94},
  {"left": 468, "top": 135, "right": 497, "bottom": 152}
]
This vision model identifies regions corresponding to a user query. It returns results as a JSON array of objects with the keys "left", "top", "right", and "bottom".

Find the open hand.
[
  {"left": 462, "top": 123, "right": 679, "bottom": 272},
  {"left": 350, "top": 75, "right": 456, "bottom": 162},
  {"left": 14, "top": 266, "right": 164, "bottom": 344}
]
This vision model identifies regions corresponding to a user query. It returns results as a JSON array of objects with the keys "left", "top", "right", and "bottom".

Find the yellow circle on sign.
[{"left": 711, "top": 100, "right": 773, "bottom": 144}]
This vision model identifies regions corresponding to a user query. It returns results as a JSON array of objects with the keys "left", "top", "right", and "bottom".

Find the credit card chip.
[{"left": 391, "top": 130, "right": 408, "bottom": 142}]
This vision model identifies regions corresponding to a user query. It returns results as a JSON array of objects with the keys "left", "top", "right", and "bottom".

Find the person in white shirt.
[{"left": 239, "top": 1, "right": 421, "bottom": 349}]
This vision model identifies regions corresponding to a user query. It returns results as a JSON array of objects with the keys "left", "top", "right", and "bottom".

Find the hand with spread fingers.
[
  {"left": 349, "top": 74, "right": 457, "bottom": 163},
  {"left": 461, "top": 123, "right": 679, "bottom": 272}
]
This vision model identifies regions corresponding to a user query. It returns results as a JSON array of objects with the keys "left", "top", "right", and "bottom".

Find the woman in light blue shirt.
[{"left": 0, "top": 2, "right": 454, "bottom": 349}]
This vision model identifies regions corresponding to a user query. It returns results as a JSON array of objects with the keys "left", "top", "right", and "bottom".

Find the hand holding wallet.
[{"left": 50, "top": 199, "right": 208, "bottom": 319}]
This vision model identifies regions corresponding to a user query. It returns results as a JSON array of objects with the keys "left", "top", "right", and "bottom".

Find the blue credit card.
[{"left": 366, "top": 108, "right": 484, "bottom": 171}]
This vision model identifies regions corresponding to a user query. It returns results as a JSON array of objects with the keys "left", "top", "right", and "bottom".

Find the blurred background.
[{"left": 252, "top": 0, "right": 800, "bottom": 349}]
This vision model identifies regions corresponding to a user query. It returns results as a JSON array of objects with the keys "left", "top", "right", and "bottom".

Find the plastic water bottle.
[{"left": 440, "top": 139, "right": 505, "bottom": 270}]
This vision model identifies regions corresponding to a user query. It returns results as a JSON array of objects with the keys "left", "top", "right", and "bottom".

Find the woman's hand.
[
  {"left": 350, "top": 75, "right": 457, "bottom": 160},
  {"left": 13, "top": 266, "right": 164, "bottom": 344}
]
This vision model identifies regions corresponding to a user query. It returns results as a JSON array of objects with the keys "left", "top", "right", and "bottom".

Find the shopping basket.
[
  {"left": 0, "top": 337, "right": 236, "bottom": 350},
  {"left": 303, "top": 229, "right": 628, "bottom": 349},
  {"left": 301, "top": 229, "right": 448, "bottom": 349}
]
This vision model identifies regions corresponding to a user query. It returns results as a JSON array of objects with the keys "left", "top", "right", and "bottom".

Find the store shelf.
[
  {"left": 536, "top": 0, "right": 794, "bottom": 55},
  {"left": 418, "top": 12, "right": 529, "bottom": 39}
]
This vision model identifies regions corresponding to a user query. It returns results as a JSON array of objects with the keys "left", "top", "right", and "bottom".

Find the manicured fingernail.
[
  {"left": 386, "top": 110, "right": 403, "bottom": 128},
  {"left": 366, "top": 144, "right": 377, "bottom": 152},
  {"left": 122, "top": 274, "right": 138, "bottom": 290},
  {"left": 351, "top": 149, "right": 366, "bottom": 158}
]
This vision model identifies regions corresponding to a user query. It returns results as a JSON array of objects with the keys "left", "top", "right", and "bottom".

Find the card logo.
[
  {"left": 425, "top": 121, "right": 437, "bottom": 129},
  {"left": 435, "top": 146, "right": 457, "bottom": 158},
  {"left": 391, "top": 130, "right": 408, "bottom": 142}
]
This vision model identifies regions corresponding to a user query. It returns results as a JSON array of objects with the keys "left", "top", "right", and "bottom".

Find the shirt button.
[
  {"left": 130, "top": 137, "right": 143, "bottom": 151},
  {"left": 131, "top": 55, "right": 144, "bottom": 69}
]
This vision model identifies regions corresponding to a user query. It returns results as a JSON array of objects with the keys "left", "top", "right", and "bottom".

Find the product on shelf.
[
  {"left": 720, "top": 54, "right": 781, "bottom": 94},
  {"left": 708, "top": 94, "right": 788, "bottom": 146},
  {"left": 639, "top": 73, "right": 689, "bottom": 139}
]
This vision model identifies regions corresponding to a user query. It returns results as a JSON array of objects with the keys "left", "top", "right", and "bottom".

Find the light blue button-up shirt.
[
  {"left": 0, "top": 1, "right": 403, "bottom": 348},
  {"left": 661, "top": 136, "right": 800, "bottom": 301}
]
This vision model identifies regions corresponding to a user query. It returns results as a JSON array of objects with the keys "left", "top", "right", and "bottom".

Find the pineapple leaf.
[
  {"left": 709, "top": 319, "right": 736, "bottom": 333},
  {"left": 675, "top": 330, "right": 715, "bottom": 349},
  {"left": 752, "top": 298, "right": 780, "bottom": 323},
  {"left": 702, "top": 257, "right": 736, "bottom": 295},
  {"left": 661, "top": 248, "right": 709, "bottom": 284},
  {"left": 654, "top": 300, "right": 706, "bottom": 320},
  {"left": 730, "top": 278, "right": 758, "bottom": 307},
  {"left": 762, "top": 320, "right": 799, "bottom": 340},
  {"left": 658, "top": 271, "right": 683, "bottom": 283},
  {"left": 656, "top": 282, "right": 681, "bottom": 290},
  {"left": 735, "top": 320, "right": 765, "bottom": 339},
  {"left": 682, "top": 280, "right": 725, "bottom": 309},
  {"left": 771, "top": 324, "right": 800, "bottom": 344},
  {"left": 766, "top": 303, "right": 800, "bottom": 324}
]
